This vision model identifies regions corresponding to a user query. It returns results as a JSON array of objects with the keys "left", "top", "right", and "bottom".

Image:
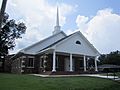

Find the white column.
[
  {"left": 95, "top": 57, "right": 98, "bottom": 72},
  {"left": 52, "top": 50, "right": 56, "bottom": 72},
  {"left": 83, "top": 55, "right": 86, "bottom": 71},
  {"left": 70, "top": 53, "right": 73, "bottom": 72}
]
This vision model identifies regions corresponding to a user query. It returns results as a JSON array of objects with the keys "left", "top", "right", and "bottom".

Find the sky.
[{"left": 0, "top": 0, "right": 120, "bottom": 54}]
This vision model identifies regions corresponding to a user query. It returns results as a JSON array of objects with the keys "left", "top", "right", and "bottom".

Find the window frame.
[
  {"left": 27, "top": 56, "right": 34, "bottom": 68},
  {"left": 76, "top": 40, "right": 81, "bottom": 45}
]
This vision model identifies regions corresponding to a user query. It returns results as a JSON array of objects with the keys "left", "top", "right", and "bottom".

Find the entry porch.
[{"left": 38, "top": 49, "right": 98, "bottom": 74}]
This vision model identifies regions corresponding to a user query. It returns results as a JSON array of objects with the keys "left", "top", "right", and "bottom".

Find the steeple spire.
[
  {"left": 56, "top": 7, "right": 59, "bottom": 26},
  {"left": 53, "top": 6, "right": 61, "bottom": 35}
]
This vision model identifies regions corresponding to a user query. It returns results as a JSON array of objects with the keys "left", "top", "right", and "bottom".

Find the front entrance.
[{"left": 64, "top": 58, "right": 74, "bottom": 71}]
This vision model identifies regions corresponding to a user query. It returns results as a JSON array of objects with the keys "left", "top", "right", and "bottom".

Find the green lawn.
[{"left": 0, "top": 73, "right": 120, "bottom": 90}]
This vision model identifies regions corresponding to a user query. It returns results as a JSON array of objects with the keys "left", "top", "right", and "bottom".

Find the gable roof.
[
  {"left": 38, "top": 31, "right": 100, "bottom": 55},
  {"left": 38, "top": 32, "right": 74, "bottom": 53},
  {"left": 19, "top": 31, "right": 66, "bottom": 53}
]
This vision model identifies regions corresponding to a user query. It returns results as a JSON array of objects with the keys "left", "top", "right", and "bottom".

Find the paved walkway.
[
  {"left": 32, "top": 74, "right": 120, "bottom": 80},
  {"left": 80, "top": 74, "right": 119, "bottom": 80}
]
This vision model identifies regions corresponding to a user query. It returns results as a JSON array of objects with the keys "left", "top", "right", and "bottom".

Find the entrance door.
[
  {"left": 65, "top": 58, "right": 70, "bottom": 71},
  {"left": 64, "top": 58, "right": 74, "bottom": 71}
]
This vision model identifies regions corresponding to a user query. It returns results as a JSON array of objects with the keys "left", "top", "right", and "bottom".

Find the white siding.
[{"left": 55, "top": 33, "right": 99, "bottom": 56}]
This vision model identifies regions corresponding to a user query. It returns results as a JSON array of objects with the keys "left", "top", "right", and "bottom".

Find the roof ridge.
[
  {"left": 20, "top": 31, "right": 66, "bottom": 53},
  {"left": 37, "top": 32, "right": 76, "bottom": 53}
]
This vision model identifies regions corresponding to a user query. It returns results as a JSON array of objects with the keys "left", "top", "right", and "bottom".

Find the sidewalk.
[
  {"left": 31, "top": 74, "right": 120, "bottom": 80},
  {"left": 80, "top": 74, "right": 119, "bottom": 80}
]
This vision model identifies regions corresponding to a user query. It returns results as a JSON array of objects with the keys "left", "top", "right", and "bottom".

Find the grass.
[{"left": 0, "top": 73, "right": 120, "bottom": 90}]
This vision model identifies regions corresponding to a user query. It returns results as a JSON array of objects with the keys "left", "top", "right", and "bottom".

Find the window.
[
  {"left": 76, "top": 41, "right": 81, "bottom": 45},
  {"left": 28, "top": 58, "right": 34, "bottom": 67}
]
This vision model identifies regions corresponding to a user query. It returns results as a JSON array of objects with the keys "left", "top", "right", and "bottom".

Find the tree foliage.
[
  {"left": 0, "top": 13, "right": 26, "bottom": 56},
  {"left": 0, "top": 13, "right": 26, "bottom": 71},
  {"left": 99, "top": 50, "right": 120, "bottom": 65}
]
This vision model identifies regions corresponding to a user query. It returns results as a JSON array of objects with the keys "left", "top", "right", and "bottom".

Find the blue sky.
[
  {"left": 50, "top": 0, "right": 120, "bottom": 30},
  {"left": 0, "top": 0, "right": 120, "bottom": 54}
]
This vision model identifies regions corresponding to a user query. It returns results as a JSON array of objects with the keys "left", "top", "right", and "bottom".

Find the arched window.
[{"left": 76, "top": 41, "right": 81, "bottom": 45}]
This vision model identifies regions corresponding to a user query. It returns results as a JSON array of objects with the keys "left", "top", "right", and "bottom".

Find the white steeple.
[{"left": 53, "top": 7, "right": 61, "bottom": 35}]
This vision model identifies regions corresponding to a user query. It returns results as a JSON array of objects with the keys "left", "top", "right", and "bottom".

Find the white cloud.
[
  {"left": 75, "top": 8, "right": 120, "bottom": 54},
  {"left": 6, "top": 0, "right": 73, "bottom": 54},
  {"left": 76, "top": 15, "right": 88, "bottom": 32},
  {"left": 65, "top": 15, "right": 89, "bottom": 36},
  {"left": 66, "top": 29, "right": 79, "bottom": 35},
  {"left": 0, "top": 0, "right": 2, "bottom": 7}
]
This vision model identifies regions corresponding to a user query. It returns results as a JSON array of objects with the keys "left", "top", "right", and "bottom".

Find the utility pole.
[
  {"left": 0, "top": 0, "right": 8, "bottom": 28},
  {"left": 0, "top": 0, "right": 8, "bottom": 72}
]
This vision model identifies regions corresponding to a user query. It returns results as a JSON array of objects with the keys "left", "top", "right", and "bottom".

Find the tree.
[
  {"left": 0, "top": 12, "right": 26, "bottom": 71},
  {"left": 99, "top": 50, "right": 120, "bottom": 65}
]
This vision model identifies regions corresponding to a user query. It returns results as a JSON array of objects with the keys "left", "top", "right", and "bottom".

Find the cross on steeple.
[{"left": 53, "top": 6, "right": 61, "bottom": 35}]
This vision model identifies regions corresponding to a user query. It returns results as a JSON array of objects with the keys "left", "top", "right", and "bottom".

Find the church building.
[{"left": 11, "top": 8, "right": 100, "bottom": 74}]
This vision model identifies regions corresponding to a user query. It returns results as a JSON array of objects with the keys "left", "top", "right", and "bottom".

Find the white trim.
[
  {"left": 70, "top": 53, "right": 73, "bottom": 72},
  {"left": 95, "top": 57, "right": 98, "bottom": 71},
  {"left": 52, "top": 50, "right": 56, "bottom": 72},
  {"left": 84, "top": 55, "right": 86, "bottom": 71},
  {"left": 21, "top": 56, "right": 26, "bottom": 68}
]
